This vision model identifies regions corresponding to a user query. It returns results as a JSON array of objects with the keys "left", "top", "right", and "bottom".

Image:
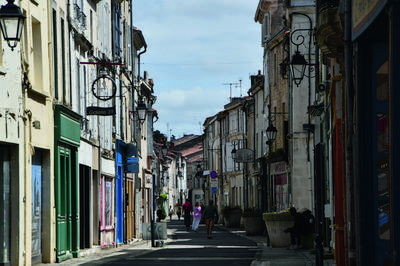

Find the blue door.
[{"left": 32, "top": 149, "right": 42, "bottom": 263}]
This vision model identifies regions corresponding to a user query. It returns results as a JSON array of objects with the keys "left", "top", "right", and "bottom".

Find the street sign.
[
  {"left": 211, "top": 187, "right": 217, "bottom": 194},
  {"left": 210, "top": 170, "right": 217, "bottom": 179},
  {"left": 125, "top": 157, "right": 139, "bottom": 173}
]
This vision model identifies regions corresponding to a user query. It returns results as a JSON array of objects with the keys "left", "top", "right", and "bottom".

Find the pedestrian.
[
  {"left": 177, "top": 207, "right": 181, "bottom": 220},
  {"left": 284, "top": 207, "right": 307, "bottom": 249},
  {"left": 169, "top": 205, "right": 173, "bottom": 221},
  {"left": 202, "top": 200, "right": 218, "bottom": 239},
  {"left": 182, "top": 198, "right": 193, "bottom": 231},
  {"left": 191, "top": 202, "right": 202, "bottom": 232}
]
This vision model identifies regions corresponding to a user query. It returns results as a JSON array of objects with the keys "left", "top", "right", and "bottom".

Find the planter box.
[
  {"left": 263, "top": 213, "right": 294, "bottom": 247},
  {"left": 243, "top": 216, "right": 266, "bottom": 236},
  {"left": 224, "top": 209, "right": 242, "bottom": 228}
]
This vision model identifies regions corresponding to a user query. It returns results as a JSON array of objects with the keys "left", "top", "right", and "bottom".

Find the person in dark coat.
[
  {"left": 202, "top": 200, "right": 219, "bottom": 239},
  {"left": 177, "top": 207, "right": 182, "bottom": 220},
  {"left": 284, "top": 207, "right": 307, "bottom": 249},
  {"left": 182, "top": 199, "right": 193, "bottom": 231}
]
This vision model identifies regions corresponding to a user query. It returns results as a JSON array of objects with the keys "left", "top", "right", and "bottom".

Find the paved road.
[{"left": 48, "top": 219, "right": 260, "bottom": 266}]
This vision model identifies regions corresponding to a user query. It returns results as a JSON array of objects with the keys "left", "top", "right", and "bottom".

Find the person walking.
[
  {"left": 284, "top": 207, "right": 307, "bottom": 249},
  {"left": 177, "top": 207, "right": 181, "bottom": 220},
  {"left": 191, "top": 202, "right": 202, "bottom": 232},
  {"left": 168, "top": 205, "right": 173, "bottom": 221},
  {"left": 203, "top": 200, "right": 218, "bottom": 239},
  {"left": 182, "top": 199, "right": 193, "bottom": 231}
]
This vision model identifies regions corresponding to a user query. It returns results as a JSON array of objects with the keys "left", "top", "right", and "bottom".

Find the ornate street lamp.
[
  {"left": 136, "top": 101, "right": 147, "bottom": 123},
  {"left": 231, "top": 142, "right": 237, "bottom": 161},
  {"left": 0, "top": 0, "right": 25, "bottom": 50},
  {"left": 289, "top": 50, "right": 308, "bottom": 87},
  {"left": 266, "top": 124, "right": 277, "bottom": 143}
]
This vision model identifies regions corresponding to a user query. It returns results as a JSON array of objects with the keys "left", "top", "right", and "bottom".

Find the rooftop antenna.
[
  {"left": 222, "top": 82, "right": 239, "bottom": 102},
  {"left": 238, "top": 79, "right": 242, "bottom": 97}
]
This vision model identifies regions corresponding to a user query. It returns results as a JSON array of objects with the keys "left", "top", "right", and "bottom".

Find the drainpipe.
[
  {"left": 219, "top": 116, "right": 224, "bottom": 207},
  {"left": 344, "top": 0, "right": 356, "bottom": 264}
]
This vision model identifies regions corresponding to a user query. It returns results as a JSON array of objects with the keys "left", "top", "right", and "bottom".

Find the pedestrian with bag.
[
  {"left": 191, "top": 202, "right": 202, "bottom": 232},
  {"left": 203, "top": 200, "right": 218, "bottom": 239},
  {"left": 177, "top": 207, "right": 181, "bottom": 220}
]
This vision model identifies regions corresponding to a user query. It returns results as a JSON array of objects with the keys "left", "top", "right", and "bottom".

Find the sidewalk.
[{"left": 217, "top": 225, "right": 336, "bottom": 266}]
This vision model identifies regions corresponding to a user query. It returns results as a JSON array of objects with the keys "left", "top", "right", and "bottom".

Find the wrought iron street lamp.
[
  {"left": 0, "top": 0, "right": 25, "bottom": 50},
  {"left": 136, "top": 101, "right": 147, "bottom": 123},
  {"left": 266, "top": 124, "right": 277, "bottom": 143},
  {"left": 289, "top": 50, "right": 308, "bottom": 87},
  {"left": 231, "top": 142, "right": 237, "bottom": 161}
]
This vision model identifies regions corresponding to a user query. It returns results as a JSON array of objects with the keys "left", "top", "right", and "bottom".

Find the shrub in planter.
[
  {"left": 263, "top": 211, "right": 294, "bottom": 247},
  {"left": 222, "top": 206, "right": 242, "bottom": 228},
  {"left": 242, "top": 208, "right": 265, "bottom": 235}
]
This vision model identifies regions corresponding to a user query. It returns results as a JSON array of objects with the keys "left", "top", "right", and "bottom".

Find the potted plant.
[
  {"left": 263, "top": 210, "right": 294, "bottom": 247},
  {"left": 242, "top": 208, "right": 265, "bottom": 236},
  {"left": 221, "top": 206, "right": 242, "bottom": 228}
]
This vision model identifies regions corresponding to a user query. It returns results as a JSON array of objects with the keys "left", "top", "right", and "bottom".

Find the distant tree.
[{"left": 153, "top": 130, "right": 167, "bottom": 144}]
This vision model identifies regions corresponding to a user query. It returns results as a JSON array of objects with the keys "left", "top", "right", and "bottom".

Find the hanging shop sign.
[
  {"left": 91, "top": 74, "right": 117, "bottom": 101},
  {"left": 86, "top": 106, "right": 116, "bottom": 116}
]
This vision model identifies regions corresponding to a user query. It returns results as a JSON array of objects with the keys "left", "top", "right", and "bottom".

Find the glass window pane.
[
  {"left": 376, "top": 60, "right": 389, "bottom": 101},
  {"left": 377, "top": 114, "right": 388, "bottom": 154}
]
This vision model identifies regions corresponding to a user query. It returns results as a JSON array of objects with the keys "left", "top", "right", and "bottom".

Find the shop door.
[
  {"left": 127, "top": 180, "right": 134, "bottom": 239},
  {"left": 32, "top": 149, "right": 43, "bottom": 263},
  {"left": 0, "top": 145, "right": 11, "bottom": 264},
  {"left": 79, "top": 165, "right": 91, "bottom": 249},
  {"left": 372, "top": 50, "right": 390, "bottom": 264},
  {"left": 57, "top": 147, "right": 71, "bottom": 257}
]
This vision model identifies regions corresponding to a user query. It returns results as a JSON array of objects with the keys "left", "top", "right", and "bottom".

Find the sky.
[{"left": 133, "top": 0, "right": 263, "bottom": 139}]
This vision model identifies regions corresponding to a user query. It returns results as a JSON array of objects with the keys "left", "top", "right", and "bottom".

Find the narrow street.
[{"left": 47, "top": 218, "right": 260, "bottom": 266}]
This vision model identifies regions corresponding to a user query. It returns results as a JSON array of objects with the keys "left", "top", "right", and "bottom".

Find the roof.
[{"left": 180, "top": 143, "right": 203, "bottom": 157}]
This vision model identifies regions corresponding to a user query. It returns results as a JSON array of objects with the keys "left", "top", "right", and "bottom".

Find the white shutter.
[{"left": 261, "top": 14, "right": 269, "bottom": 46}]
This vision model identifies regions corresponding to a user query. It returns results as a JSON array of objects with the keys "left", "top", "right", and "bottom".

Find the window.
[
  {"left": 61, "top": 18, "right": 66, "bottom": 104},
  {"left": 101, "top": 176, "right": 113, "bottom": 228},
  {"left": 32, "top": 17, "right": 43, "bottom": 88},
  {"left": 113, "top": 4, "right": 122, "bottom": 58},
  {"left": 52, "top": 10, "right": 58, "bottom": 99}
]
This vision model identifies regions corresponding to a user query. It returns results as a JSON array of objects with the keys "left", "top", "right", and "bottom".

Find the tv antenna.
[{"left": 222, "top": 82, "right": 239, "bottom": 102}]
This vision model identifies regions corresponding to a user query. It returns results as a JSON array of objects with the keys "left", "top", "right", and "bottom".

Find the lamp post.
[
  {"left": 266, "top": 124, "right": 277, "bottom": 144},
  {"left": 231, "top": 142, "right": 237, "bottom": 161},
  {"left": 289, "top": 12, "right": 322, "bottom": 266},
  {"left": 136, "top": 100, "right": 147, "bottom": 124},
  {"left": 0, "top": 0, "right": 25, "bottom": 50}
]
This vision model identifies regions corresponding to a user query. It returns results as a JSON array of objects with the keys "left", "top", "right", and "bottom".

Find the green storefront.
[{"left": 54, "top": 105, "right": 81, "bottom": 262}]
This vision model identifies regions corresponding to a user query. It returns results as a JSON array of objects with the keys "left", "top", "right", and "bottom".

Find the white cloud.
[{"left": 134, "top": 0, "right": 262, "bottom": 137}]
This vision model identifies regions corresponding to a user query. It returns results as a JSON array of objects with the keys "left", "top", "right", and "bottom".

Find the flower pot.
[
  {"left": 263, "top": 212, "right": 294, "bottom": 247},
  {"left": 224, "top": 209, "right": 242, "bottom": 228},
  {"left": 243, "top": 216, "right": 266, "bottom": 236}
]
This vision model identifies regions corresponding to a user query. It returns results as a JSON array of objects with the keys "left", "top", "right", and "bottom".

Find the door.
[
  {"left": 372, "top": 51, "right": 390, "bottom": 264},
  {"left": 56, "top": 146, "right": 71, "bottom": 257},
  {"left": 79, "top": 165, "right": 91, "bottom": 249},
  {"left": 32, "top": 149, "right": 43, "bottom": 263},
  {"left": 0, "top": 145, "right": 11, "bottom": 264},
  {"left": 127, "top": 180, "right": 134, "bottom": 240}
]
